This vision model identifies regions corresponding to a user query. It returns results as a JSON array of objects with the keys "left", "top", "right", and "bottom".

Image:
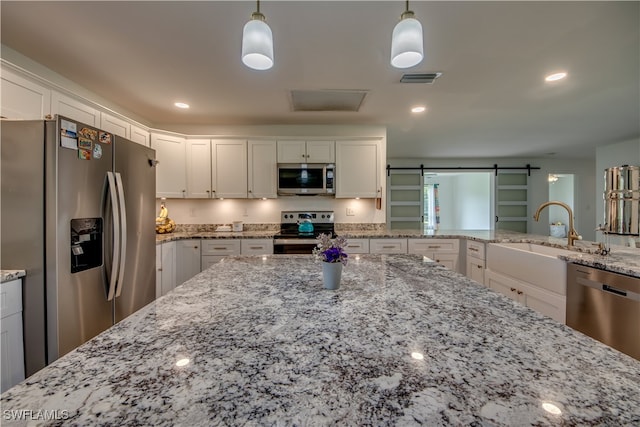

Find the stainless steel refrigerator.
[{"left": 1, "top": 116, "right": 157, "bottom": 376}]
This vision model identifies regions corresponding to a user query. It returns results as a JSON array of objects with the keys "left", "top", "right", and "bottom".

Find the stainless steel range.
[{"left": 273, "top": 211, "right": 335, "bottom": 254}]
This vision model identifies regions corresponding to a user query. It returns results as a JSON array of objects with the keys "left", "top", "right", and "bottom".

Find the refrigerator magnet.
[
  {"left": 60, "top": 118, "right": 77, "bottom": 133},
  {"left": 93, "top": 144, "right": 103, "bottom": 159},
  {"left": 60, "top": 132, "right": 78, "bottom": 150},
  {"left": 78, "top": 148, "right": 91, "bottom": 160},
  {"left": 79, "top": 127, "right": 97, "bottom": 141},
  {"left": 78, "top": 137, "right": 92, "bottom": 150},
  {"left": 99, "top": 132, "right": 112, "bottom": 144}
]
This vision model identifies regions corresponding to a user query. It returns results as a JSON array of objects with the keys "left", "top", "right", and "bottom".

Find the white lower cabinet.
[
  {"left": 176, "top": 239, "right": 202, "bottom": 286},
  {"left": 408, "top": 239, "right": 460, "bottom": 272},
  {"left": 345, "top": 239, "right": 370, "bottom": 254},
  {"left": 201, "top": 239, "right": 241, "bottom": 270},
  {"left": 156, "top": 241, "right": 177, "bottom": 298},
  {"left": 465, "top": 240, "right": 486, "bottom": 285},
  {"left": 370, "top": 239, "right": 407, "bottom": 254},
  {"left": 241, "top": 239, "right": 274, "bottom": 256},
  {"left": 484, "top": 269, "right": 566, "bottom": 323},
  {"left": 1, "top": 278, "right": 25, "bottom": 392}
]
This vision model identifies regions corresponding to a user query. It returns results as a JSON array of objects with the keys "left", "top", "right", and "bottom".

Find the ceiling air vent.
[
  {"left": 290, "top": 89, "right": 368, "bottom": 112},
  {"left": 400, "top": 72, "right": 442, "bottom": 84}
]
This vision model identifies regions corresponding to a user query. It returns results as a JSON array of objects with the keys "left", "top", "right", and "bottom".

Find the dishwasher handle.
[{"left": 603, "top": 284, "right": 627, "bottom": 297}]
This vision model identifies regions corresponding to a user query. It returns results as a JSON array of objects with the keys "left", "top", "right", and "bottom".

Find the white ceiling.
[{"left": 1, "top": 1, "right": 638, "bottom": 159}]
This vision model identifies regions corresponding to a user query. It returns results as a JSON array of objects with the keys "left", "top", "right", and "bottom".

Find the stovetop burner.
[{"left": 274, "top": 210, "right": 335, "bottom": 239}]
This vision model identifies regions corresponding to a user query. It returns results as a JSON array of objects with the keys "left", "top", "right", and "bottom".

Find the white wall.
[
  {"left": 454, "top": 173, "right": 492, "bottom": 229},
  {"left": 548, "top": 175, "right": 574, "bottom": 226},
  {"left": 423, "top": 173, "right": 491, "bottom": 230},
  {"left": 595, "top": 137, "right": 640, "bottom": 246}
]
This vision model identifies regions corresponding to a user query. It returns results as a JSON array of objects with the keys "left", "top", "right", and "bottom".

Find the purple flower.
[{"left": 312, "top": 233, "right": 349, "bottom": 265}]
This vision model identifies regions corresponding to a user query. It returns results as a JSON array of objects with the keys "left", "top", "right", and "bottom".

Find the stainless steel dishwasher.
[{"left": 567, "top": 263, "right": 640, "bottom": 360}]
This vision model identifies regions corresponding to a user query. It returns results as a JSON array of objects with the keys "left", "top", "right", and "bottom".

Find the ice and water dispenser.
[{"left": 70, "top": 218, "right": 103, "bottom": 273}]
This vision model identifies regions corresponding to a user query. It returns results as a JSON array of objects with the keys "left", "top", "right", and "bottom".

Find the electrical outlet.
[{"left": 346, "top": 207, "right": 355, "bottom": 216}]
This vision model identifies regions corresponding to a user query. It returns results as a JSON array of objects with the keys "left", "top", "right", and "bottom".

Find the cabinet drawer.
[
  {"left": 241, "top": 239, "right": 274, "bottom": 255},
  {"left": 466, "top": 240, "right": 486, "bottom": 259},
  {"left": 408, "top": 239, "right": 459, "bottom": 254},
  {"left": 201, "top": 239, "right": 241, "bottom": 256},
  {"left": 1, "top": 279, "right": 23, "bottom": 319},
  {"left": 369, "top": 239, "right": 407, "bottom": 254},
  {"left": 345, "top": 239, "right": 369, "bottom": 254}
]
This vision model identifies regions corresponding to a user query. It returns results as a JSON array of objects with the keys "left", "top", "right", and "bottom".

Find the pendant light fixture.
[
  {"left": 241, "top": 0, "right": 274, "bottom": 71},
  {"left": 391, "top": 1, "right": 424, "bottom": 69}
]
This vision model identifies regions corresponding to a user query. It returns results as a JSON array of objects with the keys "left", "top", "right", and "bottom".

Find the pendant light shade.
[
  {"left": 391, "top": 2, "right": 424, "bottom": 69},
  {"left": 242, "top": 2, "right": 274, "bottom": 71}
]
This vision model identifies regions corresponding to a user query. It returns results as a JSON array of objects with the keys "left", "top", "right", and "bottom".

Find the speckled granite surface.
[
  {"left": 0, "top": 270, "right": 25, "bottom": 283},
  {"left": 2, "top": 255, "right": 638, "bottom": 426},
  {"left": 559, "top": 246, "right": 640, "bottom": 278}
]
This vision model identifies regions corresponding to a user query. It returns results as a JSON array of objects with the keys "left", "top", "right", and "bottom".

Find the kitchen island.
[{"left": 3, "top": 255, "right": 638, "bottom": 426}]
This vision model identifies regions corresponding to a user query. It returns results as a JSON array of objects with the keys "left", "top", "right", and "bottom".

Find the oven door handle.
[{"left": 274, "top": 239, "right": 319, "bottom": 245}]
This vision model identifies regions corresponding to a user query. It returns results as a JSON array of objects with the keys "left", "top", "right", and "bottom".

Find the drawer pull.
[
  {"left": 213, "top": 247, "right": 227, "bottom": 250},
  {"left": 469, "top": 247, "right": 478, "bottom": 252},
  {"left": 249, "top": 246, "right": 262, "bottom": 250},
  {"left": 477, "top": 265, "right": 483, "bottom": 269},
  {"left": 382, "top": 245, "right": 396, "bottom": 249},
  {"left": 428, "top": 245, "right": 440, "bottom": 249}
]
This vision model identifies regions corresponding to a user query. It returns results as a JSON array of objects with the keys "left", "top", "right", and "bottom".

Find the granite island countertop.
[{"left": 2, "top": 255, "right": 639, "bottom": 426}]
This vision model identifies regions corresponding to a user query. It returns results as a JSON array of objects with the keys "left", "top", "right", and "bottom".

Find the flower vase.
[{"left": 322, "top": 261, "right": 342, "bottom": 290}]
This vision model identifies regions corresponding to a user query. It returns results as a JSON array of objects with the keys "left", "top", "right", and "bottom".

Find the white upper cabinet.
[
  {"left": 186, "top": 139, "right": 212, "bottom": 198},
  {"left": 51, "top": 91, "right": 100, "bottom": 126},
  {"left": 335, "top": 140, "right": 381, "bottom": 198},
  {"left": 248, "top": 140, "right": 277, "bottom": 199},
  {"left": 151, "top": 133, "right": 187, "bottom": 198},
  {"left": 277, "top": 140, "right": 335, "bottom": 163},
  {"left": 130, "top": 125, "right": 150, "bottom": 146},
  {"left": 100, "top": 112, "right": 130, "bottom": 139},
  {"left": 211, "top": 139, "right": 248, "bottom": 198},
  {"left": 1, "top": 68, "right": 51, "bottom": 119}
]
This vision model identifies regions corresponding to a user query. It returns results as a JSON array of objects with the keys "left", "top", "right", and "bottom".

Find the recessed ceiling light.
[
  {"left": 174, "top": 102, "right": 190, "bottom": 109},
  {"left": 545, "top": 72, "right": 567, "bottom": 82},
  {"left": 411, "top": 106, "right": 426, "bottom": 113}
]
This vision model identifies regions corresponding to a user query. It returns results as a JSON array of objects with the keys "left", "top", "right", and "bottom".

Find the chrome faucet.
[{"left": 533, "top": 201, "right": 582, "bottom": 246}]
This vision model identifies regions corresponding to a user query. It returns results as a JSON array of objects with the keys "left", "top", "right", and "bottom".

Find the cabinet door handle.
[
  {"left": 469, "top": 247, "right": 478, "bottom": 252},
  {"left": 477, "top": 265, "right": 483, "bottom": 269},
  {"left": 510, "top": 287, "right": 516, "bottom": 292},
  {"left": 158, "top": 268, "right": 163, "bottom": 272},
  {"left": 194, "top": 246, "right": 199, "bottom": 249},
  {"left": 517, "top": 290, "right": 523, "bottom": 295}
]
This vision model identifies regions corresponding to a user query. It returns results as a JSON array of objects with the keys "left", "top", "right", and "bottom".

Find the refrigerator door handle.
[
  {"left": 106, "top": 172, "right": 121, "bottom": 301},
  {"left": 114, "top": 172, "right": 127, "bottom": 298}
]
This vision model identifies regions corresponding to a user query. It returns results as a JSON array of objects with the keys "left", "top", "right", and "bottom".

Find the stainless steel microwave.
[{"left": 277, "top": 163, "right": 335, "bottom": 196}]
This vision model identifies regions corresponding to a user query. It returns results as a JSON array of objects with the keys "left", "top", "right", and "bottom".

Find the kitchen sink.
[
  {"left": 495, "top": 242, "right": 575, "bottom": 258},
  {"left": 486, "top": 242, "right": 573, "bottom": 294}
]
